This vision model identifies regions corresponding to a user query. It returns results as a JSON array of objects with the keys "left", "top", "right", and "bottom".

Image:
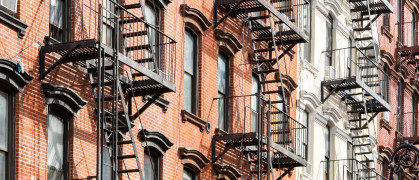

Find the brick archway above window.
[
  {"left": 179, "top": 147, "right": 210, "bottom": 173},
  {"left": 275, "top": 73, "right": 298, "bottom": 93},
  {"left": 139, "top": 129, "right": 174, "bottom": 156},
  {"left": 42, "top": 83, "right": 87, "bottom": 116},
  {"left": 213, "top": 163, "right": 242, "bottom": 180},
  {"left": 378, "top": 145, "right": 393, "bottom": 163},
  {"left": 180, "top": 4, "right": 212, "bottom": 34},
  {"left": 380, "top": 50, "right": 395, "bottom": 67},
  {"left": 0, "top": 58, "right": 33, "bottom": 92},
  {"left": 214, "top": 29, "right": 243, "bottom": 55}
]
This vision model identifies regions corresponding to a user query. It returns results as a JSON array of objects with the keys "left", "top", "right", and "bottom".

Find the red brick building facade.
[
  {"left": 0, "top": 0, "right": 305, "bottom": 179},
  {"left": 377, "top": 0, "right": 419, "bottom": 179}
]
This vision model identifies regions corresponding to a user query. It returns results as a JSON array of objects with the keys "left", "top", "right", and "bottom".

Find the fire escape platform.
[
  {"left": 321, "top": 77, "right": 391, "bottom": 112},
  {"left": 351, "top": 0, "right": 394, "bottom": 15},
  {"left": 212, "top": 132, "right": 307, "bottom": 168},
  {"left": 215, "top": 0, "right": 309, "bottom": 43},
  {"left": 40, "top": 39, "right": 176, "bottom": 96}
]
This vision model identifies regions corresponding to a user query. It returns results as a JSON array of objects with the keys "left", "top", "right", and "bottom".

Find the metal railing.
[
  {"left": 324, "top": 47, "right": 389, "bottom": 96},
  {"left": 397, "top": 21, "right": 419, "bottom": 80},
  {"left": 214, "top": 94, "right": 307, "bottom": 160},
  {"left": 268, "top": 0, "right": 309, "bottom": 30},
  {"left": 320, "top": 159, "right": 388, "bottom": 180},
  {"left": 75, "top": 0, "right": 176, "bottom": 83}
]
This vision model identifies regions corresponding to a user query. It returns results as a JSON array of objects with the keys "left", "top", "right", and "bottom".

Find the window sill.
[
  {"left": 143, "top": 95, "right": 170, "bottom": 113},
  {"left": 0, "top": 10, "right": 28, "bottom": 38},
  {"left": 214, "top": 128, "right": 228, "bottom": 136},
  {"left": 181, "top": 109, "right": 210, "bottom": 133}
]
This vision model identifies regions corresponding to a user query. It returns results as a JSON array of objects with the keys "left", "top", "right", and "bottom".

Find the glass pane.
[
  {"left": 49, "top": 0, "right": 63, "bottom": 28},
  {"left": 101, "top": 143, "right": 112, "bottom": 180},
  {"left": 326, "top": 17, "right": 332, "bottom": 51},
  {"left": 251, "top": 110, "right": 257, "bottom": 132},
  {"left": 251, "top": 75, "right": 258, "bottom": 111},
  {"left": 324, "top": 126, "right": 330, "bottom": 157},
  {"left": 0, "top": 151, "right": 5, "bottom": 180},
  {"left": 184, "top": 31, "right": 196, "bottom": 74},
  {"left": 47, "top": 114, "right": 64, "bottom": 180},
  {"left": 218, "top": 93, "right": 225, "bottom": 131},
  {"left": 2, "top": 0, "right": 16, "bottom": 12},
  {"left": 144, "top": 153, "right": 152, "bottom": 179},
  {"left": 218, "top": 53, "right": 227, "bottom": 94},
  {"left": 182, "top": 169, "right": 195, "bottom": 180},
  {"left": 184, "top": 73, "right": 193, "bottom": 113},
  {"left": 0, "top": 91, "right": 8, "bottom": 150}
]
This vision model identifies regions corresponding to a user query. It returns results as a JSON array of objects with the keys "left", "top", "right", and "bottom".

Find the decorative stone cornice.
[
  {"left": 380, "top": 50, "right": 395, "bottom": 67},
  {"left": 142, "top": 95, "right": 170, "bottom": 113},
  {"left": 213, "top": 163, "right": 242, "bottom": 180},
  {"left": 322, "top": 106, "right": 343, "bottom": 122},
  {"left": 179, "top": 147, "right": 210, "bottom": 173},
  {"left": 0, "top": 11, "right": 28, "bottom": 38},
  {"left": 380, "top": 119, "right": 392, "bottom": 133},
  {"left": 214, "top": 29, "right": 243, "bottom": 55},
  {"left": 381, "top": 26, "right": 394, "bottom": 42},
  {"left": 139, "top": 129, "right": 174, "bottom": 156},
  {"left": 300, "top": 90, "right": 322, "bottom": 109},
  {"left": 275, "top": 73, "right": 297, "bottom": 93},
  {"left": 180, "top": 4, "right": 212, "bottom": 34},
  {"left": 0, "top": 58, "right": 33, "bottom": 92},
  {"left": 181, "top": 109, "right": 210, "bottom": 133},
  {"left": 42, "top": 83, "right": 87, "bottom": 116},
  {"left": 378, "top": 145, "right": 393, "bottom": 163},
  {"left": 405, "top": 0, "right": 415, "bottom": 12}
]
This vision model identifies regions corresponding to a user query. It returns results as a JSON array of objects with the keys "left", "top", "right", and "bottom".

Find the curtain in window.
[{"left": 47, "top": 114, "right": 64, "bottom": 180}]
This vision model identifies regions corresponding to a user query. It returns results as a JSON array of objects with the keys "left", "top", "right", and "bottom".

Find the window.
[
  {"left": 347, "top": 39, "right": 353, "bottom": 77},
  {"left": 382, "top": 66, "right": 389, "bottom": 101},
  {"left": 184, "top": 29, "right": 199, "bottom": 114},
  {"left": 301, "top": 110, "right": 309, "bottom": 160},
  {"left": 302, "top": 0, "right": 311, "bottom": 62},
  {"left": 325, "top": 15, "right": 333, "bottom": 67},
  {"left": 381, "top": 161, "right": 388, "bottom": 178},
  {"left": 412, "top": 94, "right": 417, "bottom": 136},
  {"left": 50, "top": 0, "right": 68, "bottom": 42},
  {"left": 47, "top": 112, "right": 69, "bottom": 180},
  {"left": 145, "top": 2, "right": 161, "bottom": 68},
  {"left": 102, "top": 0, "right": 116, "bottom": 47},
  {"left": 182, "top": 168, "right": 197, "bottom": 180},
  {"left": 383, "top": 14, "right": 390, "bottom": 30},
  {"left": 277, "top": 92, "right": 289, "bottom": 143},
  {"left": 218, "top": 52, "right": 230, "bottom": 132},
  {"left": 324, "top": 125, "right": 330, "bottom": 180},
  {"left": 144, "top": 151, "right": 161, "bottom": 180},
  {"left": 397, "top": 80, "right": 403, "bottom": 132},
  {"left": 413, "top": 13, "right": 417, "bottom": 46},
  {"left": 398, "top": 0, "right": 403, "bottom": 43},
  {"left": 0, "top": 90, "right": 14, "bottom": 180},
  {"left": 251, "top": 75, "right": 260, "bottom": 132},
  {"left": 347, "top": 142, "right": 353, "bottom": 179},
  {"left": 0, "top": 0, "right": 16, "bottom": 14},
  {"left": 102, "top": 137, "right": 112, "bottom": 180}
]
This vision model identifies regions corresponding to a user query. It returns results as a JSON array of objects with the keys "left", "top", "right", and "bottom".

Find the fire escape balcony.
[
  {"left": 396, "top": 21, "right": 419, "bottom": 84},
  {"left": 39, "top": 1, "right": 176, "bottom": 96},
  {"left": 211, "top": 95, "right": 308, "bottom": 171},
  {"left": 321, "top": 47, "right": 391, "bottom": 113},
  {"left": 321, "top": 159, "right": 388, "bottom": 180},
  {"left": 213, "top": 0, "right": 310, "bottom": 45}
]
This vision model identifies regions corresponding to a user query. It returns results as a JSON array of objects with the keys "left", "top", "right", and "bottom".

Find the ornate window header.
[
  {"left": 180, "top": 4, "right": 212, "bottom": 34},
  {"left": 179, "top": 147, "right": 210, "bottom": 173},
  {"left": 139, "top": 129, "right": 174, "bottom": 156},
  {"left": 0, "top": 58, "right": 33, "bottom": 92},
  {"left": 42, "top": 83, "right": 87, "bottom": 116}
]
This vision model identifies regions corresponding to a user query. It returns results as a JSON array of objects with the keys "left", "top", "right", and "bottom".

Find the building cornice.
[
  {"left": 380, "top": 49, "right": 396, "bottom": 67},
  {"left": 180, "top": 4, "right": 212, "bottom": 34},
  {"left": 0, "top": 58, "right": 33, "bottom": 92},
  {"left": 322, "top": 106, "right": 343, "bottom": 123},
  {"left": 214, "top": 29, "right": 243, "bottom": 55}
]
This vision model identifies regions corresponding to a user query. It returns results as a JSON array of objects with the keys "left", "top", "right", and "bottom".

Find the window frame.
[
  {"left": 413, "top": 12, "right": 417, "bottom": 46},
  {"left": 0, "top": 0, "right": 17, "bottom": 15},
  {"left": 0, "top": 86, "right": 15, "bottom": 180},
  {"left": 144, "top": 149, "right": 162, "bottom": 180},
  {"left": 251, "top": 74, "right": 260, "bottom": 132},
  {"left": 412, "top": 94, "right": 417, "bottom": 137},
  {"left": 49, "top": 0, "right": 70, "bottom": 43},
  {"left": 383, "top": 13, "right": 390, "bottom": 30},
  {"left": 397, "top": 79, "right": 403, "bottom": 132},
  {"left": 46, "top": 109, "right": 70, "bottom": 180},
  {"left": 397, "top": 0, "right": 403, "bottom": 43},
  {"left": 182, "top": 167, "right": 198, "bottom": 180},
  {"left": 324, "top": 125, "right": 330, "bottom": 180},
  {"left": 217, "top": 50, "right": 231, "bottom": 132},
  {"left": 184, "top": 27, "right": 199, "bottom": 115},
  {"left": 145, "top": 1, "right": 162, "bottom": 68}
]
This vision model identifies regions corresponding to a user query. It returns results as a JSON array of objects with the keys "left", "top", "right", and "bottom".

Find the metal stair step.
[
  {"left": 118, "top": 140, "right": 133, "bottom": 145},
  {"left": 117, "top": 155, "right": 136, "bottom": 159},
  {"left": 262, "top": 90, "right": 282, "bottom": 94},
  {"left": 270, "top": 100, "right": 284, "bottom": 104},
  {"left": 350, "top": 127, "right": 369, "bottom": 131},
  {"left": 271, "top": 120, "right": 288, "bottom": 124},
  {"left": 256, "top": 69, "right": 278, "bottom": 74},
  {"left": 118, "top": 169, "right": 140, "bottom": 173},
  {"left": 254, "top": 36, "right": 274, "bottom": 42},
  {"left": 360, "top": 159, "right": 374, "bottom": 163},
  {"left": 352, "top": 135, "right": 369, "bottom": 139},
  {"left": 354, "top": 27, "right": 371, "bottom": 31},
  {"left": 275, "top": 140, "right": 292, "bottom": 144},
  {"left": 126, "top": 44, "right": 151, "bottom": 51},
  {"left": 361, "top": 74, "right": 379, "bottom": 78},
  {"left": 359, "top": 65, "right": 376, "bottom": 69},
  {"left": 366, "top": 83, "right": 380, "bottom": 87},
  {"left": 355, "top": 37, "right": 373, "bottom": 41},
  {"left": 91, "top": 81, "right": 113, "bottom": 87},
  {"left": 134, "top": 57, "right": 154, "bottom": 63},
  {"left": 349, "top": 118, "right": 367, "bottom": 122},
  {"left": 122, "top": 3, "right": 141, "bottom": 9},
  {"left": 120, "top": 18, "right": 142, "bottom": 24},
  {"left": 248, "top": 15, "right": 270, "bottom": 20},
  {"left": 271, "top": 129, "right": 290, "bottom": 134},
  {"left": 261, "top": 79, "right": 282, "bottom": 84},
  {"left": 254, "top": 48, "right": 275, "bottom": 53},
  {"left": 355, "top": 151, "right": 372, "bottom": 155},
  {"left": 359, "top": 46, "right": 374, "bottom": 51},
  {"left": 275, "top": 19, "right": 295, "bottom": 24},
  {"left": 352, "top": 17, "right": 370, "bottom": 22},
  {"left": 358, "top": 55, "right": 376, "bottom": 60},
  {"left": 251, "top": 26, "right": 271, "bottom": 32},
  {"left": 278, "top": 8, "right": 293, "bottom": 13},
  {"left": 253, "top": 58, "right": 277, "bottom": 63},
  {"left": 123, "top": 31, "right": 147, "bottom": 38}
]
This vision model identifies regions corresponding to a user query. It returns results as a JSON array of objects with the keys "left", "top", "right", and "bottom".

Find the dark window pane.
[
  {"left": 184, "top": 31, "right": 196, "bottom": 74},
  {"left": 47, "top": 114, "right": 65, "bottom": 180},
  {"left": 2, "top": 0, "right": 16, "bottom": 13},
  {"left": 218, "top": 54, "right": 227, "bottom": 94},
  {"left": 251, "top": 75, "right": 259, "bottom": 132},
  {"left": 102, "top": 142, "right": 112, "bottom": 180},
  {"left": 0, "top": 91, "right": 8, "bottom": 149},
  {"left": 184, "top": 73, "right": 193, "bottom": 112},
  {"left": 49, "top": 0, "right": 63, "bottom": 28},
  {"left": 182, "top": 169, "right": 196, "bottom": 180},
  {"left": 218, "top": 93, "right": 225, "bottom": 131}
]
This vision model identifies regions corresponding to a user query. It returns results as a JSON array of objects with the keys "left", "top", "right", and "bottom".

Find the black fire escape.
[
  {"left": 320, "top": 0, "right": 393, "bottom": 178},
  {"left": 39, "top": 1, "right": 176, "bottom": 179},
  {"left": 211, "top": 0, "right": 309, "bottom": 179}
]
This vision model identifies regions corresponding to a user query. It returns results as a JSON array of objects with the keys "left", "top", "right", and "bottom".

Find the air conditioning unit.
[
  {"left": 325, "top": 66, "right": 336, "bottom": 80},
  {"left": 382, "top": 111, "right": 389, "bottom": 121}
]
